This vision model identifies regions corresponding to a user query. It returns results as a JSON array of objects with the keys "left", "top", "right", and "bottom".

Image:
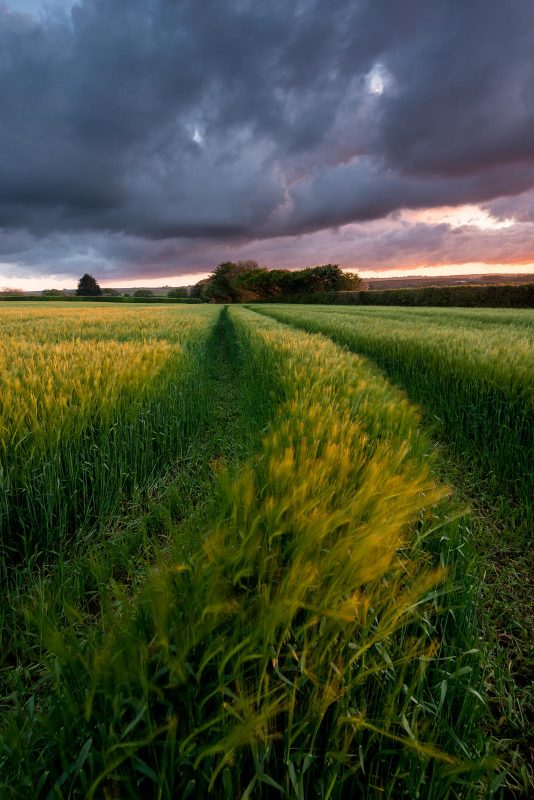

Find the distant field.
[
  {"left": 365, "top": 273, "right": 534, "bottom": 289},
  {"left": 0, "top": 302, "right": 531, "bottom": 799}
]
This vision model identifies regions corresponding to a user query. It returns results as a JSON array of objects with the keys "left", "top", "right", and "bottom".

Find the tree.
[
  {"left": 190, "top": 279, "right": 209, "bottom": 300},
  {"left": 41, "top": 288, "right": 64, "bottom": 296},
  {"left": 168, "top": 287, "right": 189, "bottom": 298},
  {"left": 338, "top": 270, "right": 362, "bottom": 291},
  {"left": 238, "top": 268, "right": 280, "bottom": 298},
  {"left": 1, "top": 287, "right": 25, "bottom": 295},
  {"left": 0, "top": 286, "right": 26, "bottom": 297},
  {"left": 206, "top": 262, "right": 238, "bottom": 302},
  {"left": 133, "top": 289, "right": 154, "bottom": 297},
  {"left": 76, "top": 274, "right": 102, "bottom": 296},
  {"left": 203, "top": 260, "right": 261, "bottom": 302},
  {"left": 102, "top": 287, "right": 120, "bottom": 296},
  {"left": 197, "top": 261, "right": 362, "bottom": 302}
]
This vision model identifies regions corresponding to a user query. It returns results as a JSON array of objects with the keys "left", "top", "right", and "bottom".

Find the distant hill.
[{"left": 364, "top": 273, "right": 534, "bottom": 290}]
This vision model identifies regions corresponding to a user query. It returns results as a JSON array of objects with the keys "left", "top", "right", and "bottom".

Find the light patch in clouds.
[
  {"left": 366, "top": 63, "right": 389, "bottom": 96},
  {"left": 1, "top": 0, "right": 73, "bottom": 17},
  {"left": 403, "top": 205, "right": 516, "bottom": 231}
]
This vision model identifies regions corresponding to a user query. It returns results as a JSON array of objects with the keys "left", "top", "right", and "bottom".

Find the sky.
[{"left": 1, "top": 0, "right": 534, "bottom": 289}]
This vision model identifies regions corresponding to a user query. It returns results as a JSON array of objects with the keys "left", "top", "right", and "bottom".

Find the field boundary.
[{"left": 251, "top": 282, "right": 534, "bottom": 308}]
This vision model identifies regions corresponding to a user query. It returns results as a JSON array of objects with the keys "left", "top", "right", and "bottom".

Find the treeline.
[
  {"left": 265, "top": 283, "right": 534, "bottom": 308},
  {"left": 3, "top": 268, "right": 531, "bottom": 307},
  {"left": 0, "top": 275, "right": 197, "bottom": 302},
  {"left": 0, "top": 295, "right": 201, "bottom": 304},
  {"left": 192, "top": 261, "right": 362, "bottom": 302}
]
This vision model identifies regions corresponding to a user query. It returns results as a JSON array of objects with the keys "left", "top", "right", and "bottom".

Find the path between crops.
[{"left": 137, "top": 305, "right": 275, "bottom": 559}]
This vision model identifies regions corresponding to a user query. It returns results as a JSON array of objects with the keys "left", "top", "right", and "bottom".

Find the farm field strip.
[
  {"left": 295, "top": 304, "right": 534, "bottom": 331},
  {"left": 1, "top": 305, "right": 485, "bottom": 799},
  {"left": 0, "top": 304, "right": 220, "bottom": 574},
  {"left": 253, "top": 304, "right": 534, "bottom": 534}
]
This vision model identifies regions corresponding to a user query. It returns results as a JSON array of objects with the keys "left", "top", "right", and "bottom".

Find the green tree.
[
  {"left": 76, "top": 274, "right": 102, "bottom": 296},
  {"left": 238, "top": 268, "right": 280, "bottom": 298},
  {"left": 133, "top": 289, "right": 154, "bottom": 297},
  {"left": 198, "top": 262, "right": 362, "bottom": 302},
  {"left": 190, "top": 279, "right": 209, "bottom": 300},
  {"left": 204, "top": 260, "right": 261, "bottom": 302},
  {"left": 41, "top": 288, "right": 65, "bottom": 296},
  {"left": 168, "top": 287, "right": 189, "bottom": 298}
]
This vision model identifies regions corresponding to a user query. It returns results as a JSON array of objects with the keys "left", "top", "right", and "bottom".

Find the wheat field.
[{"left": 0, "top": 302, "right": 531, "bottom": 799}]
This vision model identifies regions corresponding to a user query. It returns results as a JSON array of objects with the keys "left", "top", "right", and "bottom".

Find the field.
[{"left": 0, "top": 302, "right": 532, "bottom": 798}]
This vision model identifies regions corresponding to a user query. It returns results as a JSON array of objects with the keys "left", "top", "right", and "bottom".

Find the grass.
[
  {"left": 0, "top": 304, "right": 219, "bottom": 575},
  {"left": 0, "top": 306, "right": 275, "bottom": 793},
  {"left": 251, "top": 304, "right": 533, "bottom": 535},
  {"left": 429, "top": 455, "right": 533, "bottom": 798},
  {"left": 1, "top": 301, "right": 531, "bottom": 797},
  {"left": 0, "top": 306, "right": 485, "bottom": 798},
  {"left": 251, "top": 303, "right": 534, "bottom": 797}
]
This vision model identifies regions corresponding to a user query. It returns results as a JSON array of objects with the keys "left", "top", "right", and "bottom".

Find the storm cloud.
[{"left": 1, "top": 0, "right": 533, "bottom": 280}]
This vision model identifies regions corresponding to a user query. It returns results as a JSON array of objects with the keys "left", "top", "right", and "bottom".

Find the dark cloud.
[
  {"left": 486, "top": 188, "right": 534, "bottom": 224},
  {"left": 0, "top": 0, "right": 533, "bottom": 278}
]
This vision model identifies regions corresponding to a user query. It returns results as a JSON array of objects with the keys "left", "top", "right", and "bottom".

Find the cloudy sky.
[{"left": 1, "top": 0, "right": 534, "bottom": 288}]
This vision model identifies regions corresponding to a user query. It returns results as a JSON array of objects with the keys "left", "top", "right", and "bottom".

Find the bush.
[{"left": 262, "top": 283, "right": 534, "bottom": 308}]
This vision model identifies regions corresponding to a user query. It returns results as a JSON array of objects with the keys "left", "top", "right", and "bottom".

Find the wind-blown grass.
[
  {"left": 252, "top": 304, "right": 534, "bottom": 535},
  {"left": 0, "top": 307, "right": 483, "bottom": 798},
  {"left": 0, "top": 304, "right": 219, "bottom": 574}
]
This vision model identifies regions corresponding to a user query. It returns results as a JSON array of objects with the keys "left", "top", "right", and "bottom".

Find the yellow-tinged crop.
[
  {"left": 0, "top": 339, "right": 176, "bottom": 446},
  {"left": 0, "top": 305, "right": 484, "bottom": 799},
  {"left": 0, "top": 303, "right": 219, "bottom": 561},
  {"left": 51, "top": 307, "right": 480, "bottom": 799},
  {"left": 255, "top": 303, "right": 534, "bottom": 531}
]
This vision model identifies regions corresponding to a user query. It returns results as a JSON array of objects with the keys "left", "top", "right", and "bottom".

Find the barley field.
[{"left": 0, "top": 302, "right": 531, "bottom": 799}]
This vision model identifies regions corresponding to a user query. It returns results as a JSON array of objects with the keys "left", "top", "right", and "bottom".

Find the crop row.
[
  {"left": 254, "top": 304, "right": 534, "bottom": 532},
  {"left": 0, "top": 304, "right": 220, "bottom": 576}
]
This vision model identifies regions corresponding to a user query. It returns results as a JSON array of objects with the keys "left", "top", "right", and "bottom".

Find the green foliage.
[
  {"left": 0, "top": 306, "right": 219, "bottom": 573},
  {"left": 196, "top": 262, "right": 362, "bottom": 302},
  {"left": 0, "top": 307, "right": 484, "bottom": 798},
  {"left": 41, "top": 288, "right": 65, "bottom": 296},
  {"left": 167, "top": 287, "right": 190, "bottom": 298},
  {"left": 271, "top": 283, "right": 534, "bottom": 308},
  {"left": 133, "top": 288, "right": 154, "bottom": 297},
  {"left": 190, "top": 278, "right": 209, "bottom": 299},
  {"left": 255, "top": 305, "right": 534, "bottom": 536},
  {"left": 76, "top": 273, "right": 102, "bottom": 296}
]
